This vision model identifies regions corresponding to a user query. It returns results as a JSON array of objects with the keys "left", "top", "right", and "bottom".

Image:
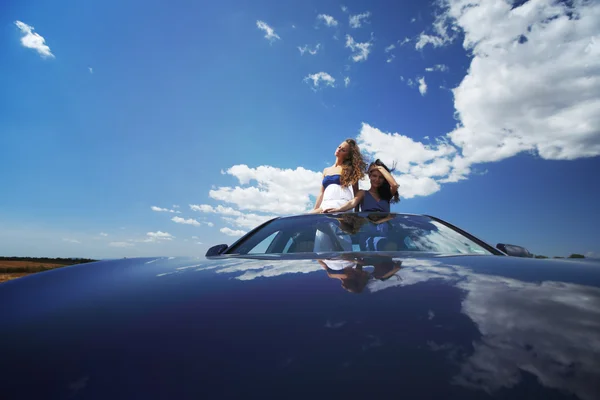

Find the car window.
[
  {"left": 248, "top": 232, "right": 279, "bottom": 254},
  {"left": 225, "top": 214, "right": 494, "bottom": 256}
]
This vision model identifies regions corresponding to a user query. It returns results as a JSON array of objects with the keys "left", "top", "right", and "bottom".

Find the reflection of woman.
[
  {"left": 362, "top": 257, "right": 402, "bottom": 281},
  {"left": 323, "top": 159, "right": 399, "bottom": 213},
  {"left": 318, "top": 258, "right": 401, "bottom": 293},
  {"left": 311, "top": 139, "right": 367, "bottom": 214},
  {"left": 318, "top": 260, "right": 370, "bottom": 294}
]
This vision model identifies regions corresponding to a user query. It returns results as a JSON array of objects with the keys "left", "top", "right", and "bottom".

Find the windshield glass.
[{"left": 225, "top": 213, "right": 493, "bottom": 256}]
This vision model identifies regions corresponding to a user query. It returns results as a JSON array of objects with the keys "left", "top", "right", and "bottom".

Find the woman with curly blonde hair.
[{"left": 310, "top": 139, "right": 367, "bottom": 214}]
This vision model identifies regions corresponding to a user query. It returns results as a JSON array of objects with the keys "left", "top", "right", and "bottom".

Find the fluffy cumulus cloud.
[
  {"left": 256, "top": 20, "right": 280, "bottom": 42},
  {"left": 304, "top": 72, "right": 336, "bottom": 89},
  {"left": 442, "top": 0, "right": 600, "bottom": 163},
  {"left": 209, "top": 165, "right": 322, "bottom": 214},
  {"left": 356, "top": 123, "right": 459, "bottom": 198},
  {"left": 14, "top": 21, "right": 54, "bottom": 58},
  {"left": 345, "top": 34, "right": 373, "bottom": 62},
  {"left": 317, "top": 14, "right": 338, "bottom": 27},
  {"left": 358, "top": 123, "right": 456, "bottom": 175}
]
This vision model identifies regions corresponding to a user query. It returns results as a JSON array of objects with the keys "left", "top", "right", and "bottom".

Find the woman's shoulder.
[{"left": 323, "top": 166, "right": 342, "bottom": 176}]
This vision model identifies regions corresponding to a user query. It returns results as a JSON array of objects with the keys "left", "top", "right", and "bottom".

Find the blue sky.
[{"left": 1, "top": 0, "right": 599, "bottom": 259}]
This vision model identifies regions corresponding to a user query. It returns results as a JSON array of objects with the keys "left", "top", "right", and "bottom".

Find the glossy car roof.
[{"left": 1, "top": 254, "right": 600, "bottom": 399}]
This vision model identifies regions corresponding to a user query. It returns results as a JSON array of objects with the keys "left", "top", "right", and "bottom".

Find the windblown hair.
[
  {"left": 340, "top": 139, "right": 367, "bottom": 187},
  {"left": 369, "top": 159, "right": 400, "bottom": 204}
]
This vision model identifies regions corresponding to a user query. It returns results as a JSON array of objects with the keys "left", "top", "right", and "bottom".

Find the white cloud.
[
  {"left": 317, "top": 14, "right": 338, "bottom": 27},
  {"left": 344, "top": 76, "right": 350, "bottom": 87},
  {"left": 221, "top": 214, "right": 275, "bottom": 230},
  {"left": 14, "top": 21, "right": 54, "bottom": 58},
  {"left": 190, "top": 204, "right": 275, "bottom": 230},
  {"left": 191, "top": 236, "right": 198, "bottom": 239},
  {"left": 88, "top": 67, "right": 93, "bottom": 74},
  {"left": 256, "top": 20, "right": 280, "bottom": 42},
  {"left": 425, "top": 64, "right": 449, "bottom": 72},
  {"left": 345, "top": 34, "right": 373, "bottom": 62},
  {"left": 62, "top": 238, "right": 80, "bottom": 244},
  {"left": 109, "top": 241, "right": 134, "bottom": 248},
  {"left": 206, "top": 222, "right": 214, "bottom": 227},
  {"left": 171, "top": 216, "right": 201, "bottom": 227},
  {"left": 146, "top": 231, "right": 174, "bottom": 240},
  {"left": 415, "top": 34, "right": 447, "bottom": 50},
  {"left": 341, "top": 5, "right": 348, "bottom": 13},
  {"left": 411, "top": 18, "right": 417, "bottom": 23},
  {"left": 190, "top": 204, "right": 242, "bottom": 215},
  {"left": 418, "top": 77, "right": 428, "bottom": 96},
  {"left": 304, "top": 72, "right": 335, "bottom": 89},
  {"left": 349, "top": 11, "right": 371, "bottom": 28},
  {"left": 208, "top": 165, "right": 322, "bottom": 214},
  {"left": 220, "top": 227, "right": 247, "bottom": 237},
  {"left": 443, "top": 0, "right": 600, "bottom": 167},
  {"left": 172, "top": 205, "right": 180, "bottom": 208},
  {"left": 386, "top": 54, "right": 395, "bottom": 63},
  {"left": 298, "top": 43, "right": 321, "bottom": 55},
  {"left": 415, "top": 8, "right": 457, "bottom": 50},
  {"left": 217, "top": 259, "right": 322, "bottom": 281},
  {"left": 99, "top": 232, "right": 108, "bottom": 237},
  {"left": 358, "top": 123, "right": 456, "bottom": 173},
  {"left": 356, "top": 123, "right": 460, "bottom": 198},
  {"left": 384, "top": 44, "right": 395, "bottom": 52},
  {"left": 151, "top": 206, "right": 181, "bottom": 214},
  {"left": 398, "top": 37, "right": 411, "bottom": 46}
]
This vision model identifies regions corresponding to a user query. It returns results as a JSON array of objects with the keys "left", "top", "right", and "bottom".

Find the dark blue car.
[{"left": 1, "top": 213, "right": 599, "bottom": 399}]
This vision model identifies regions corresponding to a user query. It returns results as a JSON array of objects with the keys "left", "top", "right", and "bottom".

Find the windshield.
[{"left": 225, "top": 213, "right": 494, "bottom": 256}]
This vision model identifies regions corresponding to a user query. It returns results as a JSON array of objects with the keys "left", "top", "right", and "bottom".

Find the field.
[{"left": 0, "top": 258, "right": 96, "bottom": 283}]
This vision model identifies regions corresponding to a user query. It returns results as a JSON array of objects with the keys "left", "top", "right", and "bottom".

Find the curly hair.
[
  {"left": 340, "top": 139, "right": 367, "bottom": 187},
  {"left": 369, "top": 159, "right": 400, "bottom": 203}
]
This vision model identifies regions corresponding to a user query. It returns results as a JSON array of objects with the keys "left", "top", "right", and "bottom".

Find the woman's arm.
[
  {"left": 352, "top": 183, "right": 360, "bottom": 212},
  {"left": 312, "top": 174, "right": 326, "bottom": 211},
  {"left": 376, "top": 166, "right": 399, "bottom": 195},
  {"left": 323, "top": 191, "right": 365, "bottom": 213}
]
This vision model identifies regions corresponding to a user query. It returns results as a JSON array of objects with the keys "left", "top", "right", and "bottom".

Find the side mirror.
[
  {"left": 497, "top": 243, "right": 534, "bottom": 258},
  {"left": 206, "top": 244, "right": 228, "bottom": 258}
]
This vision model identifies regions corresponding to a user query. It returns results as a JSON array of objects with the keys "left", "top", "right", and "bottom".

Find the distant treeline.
[{"left": 0, "top": 256, "right": 97, "bottom": 265}]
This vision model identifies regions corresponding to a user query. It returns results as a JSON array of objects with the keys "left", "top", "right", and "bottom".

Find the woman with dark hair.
[
  {"left": 323, "top": 159, "right": 400, "bottom": 213},
  {"left": 310, "top": 139, "right": 367, "bottom": 214}
]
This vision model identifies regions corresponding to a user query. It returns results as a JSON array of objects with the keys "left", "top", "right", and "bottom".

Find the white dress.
[
  {"left": 320, "top": 175, "right": 354, "bottom": 211},
  {"left": 314, "top": 175, "right": 355, "bottom": 252}
]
